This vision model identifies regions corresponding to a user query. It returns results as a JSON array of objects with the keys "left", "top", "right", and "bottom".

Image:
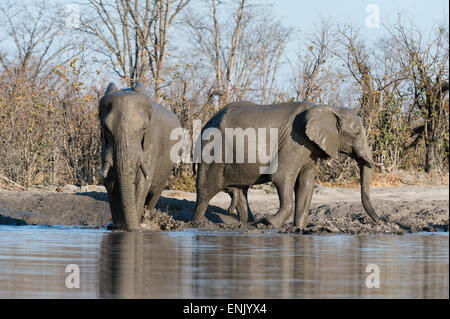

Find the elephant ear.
[
  {"left": 133, "top": 81, "right": 147, "bottom": 94},
  {"left": 99, "top": 83, "right": 119, "bottom": 120},
  {"left": 104, "top": 82, "right": 119, "bottom": 96},
  {"left": 133, "top": 81, "right": 153, "bottom": 122},
  {"left": 305, "top": 105, "right": 340, "bottom": 159}
]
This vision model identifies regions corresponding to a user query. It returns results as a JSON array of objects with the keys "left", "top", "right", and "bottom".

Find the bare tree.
[
  {"left": 0, "top": 0, "right": 68, "bottom": 87},
  {"left": 81, "top": 0, "right": 190, "bottom": 101},
  {"left": 332, "top": 25, "right": 406, "bottom": 134},
  {"left": 290, "top": 20, "right": 335, "bottom": 103},
  {"left": 388, "top": 20, "right": 449, "bottom": 172},
  {"left": 232, "top": 9, "right": 289, "bottom": 103},
  {"left": 255, "top": 15, "right": 288, "bottom": 104},
  {"left": 185, "top": 0, "right": 245, "bottom": 106},
  {"left": 185, "top": 0, "right": 289, "bottom": 107},
  {"left": 333, "top": 25, "right": 381, "bottom": 133}
]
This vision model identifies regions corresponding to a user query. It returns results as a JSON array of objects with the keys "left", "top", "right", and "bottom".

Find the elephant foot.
[
  {"left": 258, "top": 215, "right": 285, "bottom": 228},
  {"left": 237, "top": 213, "right": 255, "bottom": 224},
  {"left": 191, "top": 214, "right": 208, "bottom": 225},
  {"left": 106, "top": 222, "right": 124, "bottom": 230},
  {"left": 106, "top": 222, "right": 141, "bottom": 231},
  {"left": 125, "top": 225, "right": 142, "bottom": 231},
  {"left": 239, "top": 217, "right": 255, "bottom": 225}
]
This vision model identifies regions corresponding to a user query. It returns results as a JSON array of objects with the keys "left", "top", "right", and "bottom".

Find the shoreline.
[{"left": 0, "top": 184, "right": 448, "bottom": 234}]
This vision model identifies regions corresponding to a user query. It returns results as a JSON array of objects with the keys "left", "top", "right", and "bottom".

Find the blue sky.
[
  {"left": 272, "top": 0, "right": 449, "bottom": 37},
  {"left": 3, "top": 0, "right": 447, "bottom": 87},
  {"left": 269, "top": 0, "right": 449, "bottom": 85}
]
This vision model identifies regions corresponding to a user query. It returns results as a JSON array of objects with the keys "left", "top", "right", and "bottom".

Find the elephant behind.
[
  {"left": 192, "top": 102, "right": 380, "bottom": 229},
  {"left": 99, "top": 82, "right": 181, "bottom": 230}
]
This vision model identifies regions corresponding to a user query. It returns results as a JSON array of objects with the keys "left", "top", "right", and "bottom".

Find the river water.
[{"left": 0, "top": 225, "right": 447, "bottom": 298}]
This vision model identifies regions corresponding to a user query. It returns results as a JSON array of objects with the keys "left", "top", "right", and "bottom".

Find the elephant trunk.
[
  {"left": 351, "top": 128, "right": 380, "bottom": 224},
  {"left": 102, "top": 145, "right": 114, "bottom": 178},
  {"left": 119, "top": 172, "right": 140, "bottom": 230},
  {"left": 359, "top": 161, "right": 380, "bottom": 223},
  {"left": 116, "top": 144, "right": 140, "bottom": 231}
]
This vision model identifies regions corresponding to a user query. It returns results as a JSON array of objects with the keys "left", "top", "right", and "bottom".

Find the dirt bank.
[{"left": 0, "top": 184, "right": 448, "bottom": 234}]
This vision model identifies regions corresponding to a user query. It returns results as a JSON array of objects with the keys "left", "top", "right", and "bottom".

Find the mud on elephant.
[
  {"left": 192, "top": 102, "right": 380, "bottom": 229},
  {"left": 99, "top": 82, "right": 181, "bottom": 230}
]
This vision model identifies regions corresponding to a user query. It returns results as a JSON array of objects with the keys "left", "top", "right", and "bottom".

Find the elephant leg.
[
  {"left": 135, "top": 177, "right": 152, "bottom": 222},
  {"left": 294, "top": 166, "right": 315, "bottom": 229},
  {"left": 145, "top": 187, "right": 163, "bottom": 211},
  {"left": 192, "top": 164, "right": 222, "bottom": 223},
  {"left": 236, "top": 186, "right": 254, "bottom": 223},
  {"left": 105, "top": 173, "right": 125, "bottom": 228},
  {"left": 225, "top": 187, "right": 238, "bottom": 215},
  {"left": 263, "top": 178, "right": 295, "bottom": 227},
  {"left": 225, "top": 187, "right": 254, "bottom": 223},
  {"left": 192, "top": 188, "right": 221, "bottom": 223}
]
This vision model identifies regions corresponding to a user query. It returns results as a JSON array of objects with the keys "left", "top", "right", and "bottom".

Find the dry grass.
[
  {"left": 165, "top": 170, "right": 449, "bottom": 192},
  {"left": 318, "top": 172, "right": 449, "bottom": 188},
  {"left": 440, "top": 174, "right": 449, "bottom": 186},
  {"left": 165, "top": 171, "right": 448, "bottom": 193},
  {"left": 167, "top": 172, "right": 197, "bottom": 193},
  {"left": 371, "top": 173, "right": 405, "bottom": 186}
]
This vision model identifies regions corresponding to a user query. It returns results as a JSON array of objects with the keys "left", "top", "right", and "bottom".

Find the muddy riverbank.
[{"left": 0, "top": 184, "right": 448, "bottom": 234}]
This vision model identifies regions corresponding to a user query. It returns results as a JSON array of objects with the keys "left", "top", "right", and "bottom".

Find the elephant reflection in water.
[
  {"left": 96, "top": 233, "right": 315, "bottom": 298},
  {"left": 97, "top": 233, "right": 311, "bottom": 298},
  {"left": 98, "top": 232, "right": 194, "bottom": 298},
  {"left": 98, "top": 233, "right": 449, "bottom": 298}
]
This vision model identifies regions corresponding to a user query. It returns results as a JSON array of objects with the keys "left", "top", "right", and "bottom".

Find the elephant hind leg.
[
  {"left": 225, "top": 187, "right": 238, "bottom": 215},
  {"left": 232, "top": 186, "right": 254, "bottom": 223}
]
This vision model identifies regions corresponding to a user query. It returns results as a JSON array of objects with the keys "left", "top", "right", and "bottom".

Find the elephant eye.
[{"left": 345, "top": 122, "right": 361, "bottom": 138}]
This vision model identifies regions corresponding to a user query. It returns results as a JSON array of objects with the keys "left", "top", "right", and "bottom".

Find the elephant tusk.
[
  {"left": 361, "top": 156, "right": 382, "bottom": 168},
  {"left": 140, "top": 161, "right": 150, "bottom": 180},
  {"left": 102, "top": 162, "right": 111, "bottom": 178}
]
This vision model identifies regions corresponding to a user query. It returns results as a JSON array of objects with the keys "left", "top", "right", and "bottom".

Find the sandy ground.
[{"left": 0, "top": 183, "right": 448, "bottom": 234}]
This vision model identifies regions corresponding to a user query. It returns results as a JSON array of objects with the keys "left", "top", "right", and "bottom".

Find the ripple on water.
[{"left": 0, "top": 225, "right": 447, "bottom": 298}]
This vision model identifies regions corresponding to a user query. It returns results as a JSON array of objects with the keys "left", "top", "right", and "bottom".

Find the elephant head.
[
  {"left": 99, "top": 82, "right": 151, "bottom": 230},
  {"left": 305, "top": 105, "right": 380, "bottom": 223}
]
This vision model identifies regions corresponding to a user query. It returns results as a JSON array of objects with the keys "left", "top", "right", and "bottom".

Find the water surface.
[{"left": 0, "top": 226, "right": 447, "bottom": 298}]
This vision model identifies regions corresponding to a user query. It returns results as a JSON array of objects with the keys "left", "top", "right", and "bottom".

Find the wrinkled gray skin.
[
  {"left": 224, "top": 186, "right": 254, "bottom": 222},
  {"left": 99, "top": 82, "right": 181, "bottom": 231},
  {"left": 192, "top": 102, "right": 380, "bottom": 229}
]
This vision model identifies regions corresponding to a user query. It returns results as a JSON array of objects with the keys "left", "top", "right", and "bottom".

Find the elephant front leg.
[
  {"left": 145, "top": 187, "right": 163, "bottom": 211},
  {"left": 294, "top": 166, "right": 315, "bottom": 229},
  {"left": 192, "top": 165, "right": 222, "bottom": 223},
  {"left": 192, "top": 190, "right": 218, "bottom": 223},
  {"left": 104, "top": 172, "right": 126, "bottom": 229}
]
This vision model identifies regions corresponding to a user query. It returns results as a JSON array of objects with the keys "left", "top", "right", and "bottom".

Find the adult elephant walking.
[
  {"left": 192, "top": 102, "right": 380, "bottom": 229},
  {"left": 99, "top": 82, "right": 181, "bottom": 230}
]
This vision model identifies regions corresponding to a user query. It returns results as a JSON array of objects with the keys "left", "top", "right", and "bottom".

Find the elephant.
[
  {"left": 192, "top": 101, "right": 380, "bottom": 229},
  {"left": 99, "top": 81, "right": 181, "bottom": 230},
  {"left": 224, "top": 186, "right": 254, "bottom": 223}
]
